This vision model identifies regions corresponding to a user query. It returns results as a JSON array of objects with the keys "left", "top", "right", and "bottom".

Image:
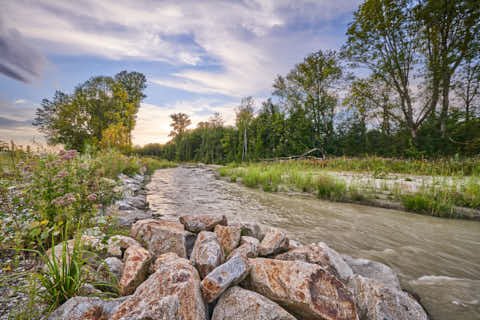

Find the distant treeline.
[{"left": 136, "top": 0, "right": 480, "bottom": 162}]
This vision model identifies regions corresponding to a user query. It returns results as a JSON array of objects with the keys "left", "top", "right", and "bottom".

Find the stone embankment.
[{"left": 48, "top": 212, "right": 430, "bottom": 320}]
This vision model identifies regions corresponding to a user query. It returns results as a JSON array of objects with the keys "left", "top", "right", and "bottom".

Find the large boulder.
[
  {"left": 119, "top": 245, "right": 152, "bottom": 296},
  {"left": 201, "top": 254, "right": 249, "bottom": 303},
  {"left": 111, "top": 254, "right": 207, "bottom": 320},
  {"left": 227, "top": 236, "right": 259, "bottom": 260},
  {"left": 190, "top": 231, "right": 224, "bottom": 278},
  {"left": 348, "top": 275, "right": 428, "bottom": 320},
  {"left": 275, "top": 242, "right": 353, "bottom": 282},
  {"left": 107, "top": 235, "right": 141, "bottom": 258},
  {"left": 211, "top": 286, "right": 296, "bottom": 320},
  {"left": 342, "top": 255, "right": 401, "bottom": 289},
  {"left": 245, "top": 258, "right": 358, "bottom": 320},
  {"left": 131, "top": 219, "right": 189, "bottom": 258},
  {"left": 47, "top": 296, "right": 128, "bottom": 320},
  {"left": 258, "top": 227, "right": 289, "bottom": 256},
  {"left": 179, "top": 214, "right": 227, "bottom": 233},
  {"left": 229, "top": 222, "right": 263, "bottom": 240},
  {"left": 215, "top": 225, "right": 241, "bottom": 255}
]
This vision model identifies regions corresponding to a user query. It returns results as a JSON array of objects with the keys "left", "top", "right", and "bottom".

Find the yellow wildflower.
[
  {"left": 2, "top": 265, "right": 11, "bottom": 272},
  {"left": 41, "top": 220, "right": 48, "bottom": 225}
]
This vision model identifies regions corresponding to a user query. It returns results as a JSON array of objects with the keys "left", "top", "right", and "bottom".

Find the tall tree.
[
  {"left": 34, "top": 71, "right": 146, "bottom": 150},
  {"left": 168, "top": 113, "right": 192, "bottom": 138},
  {"left": 236, "top": 97, "right": 255, "bottom": 161}
]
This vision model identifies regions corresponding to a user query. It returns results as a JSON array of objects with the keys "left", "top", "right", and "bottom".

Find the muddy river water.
[{"left": 146, "top": 165, "right": 480, "bottom": 320}]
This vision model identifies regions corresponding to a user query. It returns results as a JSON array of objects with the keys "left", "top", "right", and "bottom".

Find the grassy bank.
[{"left": 218, "top": 158, "right": 480, "bottom": 219}]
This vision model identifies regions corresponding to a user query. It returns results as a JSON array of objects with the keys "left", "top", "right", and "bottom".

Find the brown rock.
[
  {"left": 215, "top": 225, "right": 241, "bottom": 255},
  {"left": 110, "top": 295, "right": 179, "bottom": 320},
  {"left": 111, "top": 254, "right": 207, "bottom": 320},
  {"left": 275, "top": 242, "right": 353, "bottom": 282},
  {"left": 107, "top": 235, "right": 141, "bottom": 258},
  {"left": 227, "top": 236, "right": 259, "bottom": 260},
  {"left": 245, "top": 258, "right": 358, "bottom": 320},
  {"left": 179, "top": 214, "right": 228, "bottom": 233},
  {"left": 151, "top": 252, "right": 182, "bottom": 273},
  {"left": 258, "top": 227, "right": 289, "bottom": 256},
  {"left": 342, "top": 255, "right": 401, "bottom": 289},
  {"left": 211, "top": 286, "right": 296, "bottom": 320},
  {"left": 348, "top": 275, "right": 428, "bottom": 320},
  {"left": 201, "top": 254, "right": 249, "bottom": 303},
  {"left": 119, "top": 245, "right": 151, "bottom": 296},
  {"left": 131, "top": 218, "right": 188, "bottom": 258},
  {"left": 190, "top": 231, "right": 224, "bottom": 278}
]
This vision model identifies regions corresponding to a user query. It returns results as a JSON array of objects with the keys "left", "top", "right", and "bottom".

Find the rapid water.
[{"left": 146, "top": 165, "right": 480, "bottom": 320}]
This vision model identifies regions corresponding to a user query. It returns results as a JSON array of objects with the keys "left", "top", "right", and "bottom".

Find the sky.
[{"left": 0, "top": 0, "right": 361, "bottom": 146}]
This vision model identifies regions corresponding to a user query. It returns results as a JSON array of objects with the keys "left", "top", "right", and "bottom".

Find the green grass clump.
[
  {"left": 401, "top": 193, "right": 453, "bottom": 217},
  {"left": 316, "top": 175, "right": 346, "bottom": 201}
]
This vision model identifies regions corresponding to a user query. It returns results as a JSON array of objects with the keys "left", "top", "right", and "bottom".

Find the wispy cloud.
[{"left": 0, "top": 20, "right": 46, "bottom": 82}]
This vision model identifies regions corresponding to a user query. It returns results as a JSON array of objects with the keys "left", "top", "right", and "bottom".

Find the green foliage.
[
  {"left": 34, "top": 236, "right": 86, "bottom": 312},
  {"left": 316, "top": 175, "right": 347, "bottom": 201},
  {"left": 34, "top": 71, "right": 147, "bottom": 151},
  {"left": 401, "top": 194, "right": 453, "bottom": 218}
]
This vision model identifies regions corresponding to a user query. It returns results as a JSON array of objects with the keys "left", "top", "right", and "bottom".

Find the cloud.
[
  {"left": 0, "top": 19, "right": 46, "bottom": 82},
  {"left": 0, "top": 117, "right": 32, "bottom": 128},
  {"left": 2, "top": 0, "right": 360, "bottom": 95}
]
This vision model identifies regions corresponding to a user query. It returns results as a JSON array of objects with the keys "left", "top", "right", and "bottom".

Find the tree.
[
  {"left": 273, "top": 50, "right": 343, "bottom": 154},
  {"left": 33, "top": 71, "right": 147, "bottom": 150},
  {"left": 169, "top": 113, "right": 192, "bottom": 138},
  {"left": 454, "top": 51, "right": 480, "bottom": 121},
  {"left": 236, "top": 97, "right": 255, "bottom": 161},
  {"left": 416, "top": 0, "right": 480, "bottom": 136}
]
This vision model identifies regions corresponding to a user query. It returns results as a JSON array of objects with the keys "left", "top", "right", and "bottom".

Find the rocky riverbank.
[{"left": 47, "top": 213, "right": 429, "bottom": 320}]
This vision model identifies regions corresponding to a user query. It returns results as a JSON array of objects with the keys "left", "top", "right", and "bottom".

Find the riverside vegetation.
[
  {"left": 218, "top": 158, "right": 480, "bottom": 219},
  {"left": 0, "top": 146, "right": 177, "bottom": 318}
]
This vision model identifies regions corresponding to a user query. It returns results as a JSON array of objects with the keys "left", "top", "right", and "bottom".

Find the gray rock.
[
  {"left": 190, "top": 231, "right": 224, "bottom": 278},
  {"left": 114, "top": 209, "right": 152, "bottom": 227},
  {"left": 348, "top": 275, "right": 428, "bottom": 320},
  {"left": 275, "top": 242, "right": 353, "bottom": 282},
  {"left": 97, "top": 257, "right": 124, "bottom": 291},
  {"left": 201, "top": 254, "right": 249, "bottom": 303},
  {"left": 342, "top": 255, "right": 401, "bottom": 289},
  {"left": 47, "top": 296, "right": 128, "bottom": 320},
  {"left": 230, "top": 222, "right": 263, "bottom": 240},
  {"left": 211, "top": 286, "right": 296, "bottom": 320},
  {"left": 245, "top": 258, "right": 358, "bottom": 320},
  {"left": 127, "top": 196, "right": 148, "bottom": 210},
  {"left": 179, "top": 214, "right": 228, "bottom": 233},
  {"left": 227, "top": 236, "right": 259, "bottom": 260},
  {"left": 258, "top": 227, "right": 289, "bottom": 256}
]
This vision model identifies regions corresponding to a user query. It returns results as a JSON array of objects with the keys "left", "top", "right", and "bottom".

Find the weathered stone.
[
  {"left": 78, "top": 283, "right": 102, "bottom": 296},
  {"left": 342, "top": 255, "right": 401, "bottom": 289},
  {"left": 47, "top": 296, "right": 128, "bottom": 320},
  {"left": 107, "top": 235, "right": 141, "bottom": 258},
  {"left": 111, "top": 254, "right": 207, "bottom": 320},
  {"left": 119, "top": 245, "right": 151, "bottom": 296},
  {"left": 97, "top": 257, "right": 124, "bottom": 291},
  {"left": 127, "top": 196, "right": 147, "bottom": 210},
  {"left": 229, "top": 221, "right": 264, "bottom": 240},
  {"left": 288, "top": 240, "right": 303, "bottom": 250},
  {"left": 212, "top": 286, "right": 296, "bottom": 320},
  {"left": 45, "top": 236, "right": 104, "bottom": 271},
  {"left": 151, "top": 252, "right": 182, "bottom": 273},
  {"left": 201, "top": 254, "right": 249, "bottom": 303},
  {"left": 227, "top": 236, "right": 259, "bottom": 260},
  {"left": 276, "top": 242, "right": 353, "bottom": 282},
  {"left": 113, "top": 209, "right": 152, "bottom": 227},
  {"left": 131, "top": 218, "right": 188, "bottom": 258},
  {"left": 258, "top": 227, "right": 289, "bottom": 256},
  {"left": 190, "top": 231, "right": 224, "bottom": 278},
  {"left": 179, "top": 214, "right": 228, "bottom": 233},
  {"left": 185, "top": 231, "right": 197, "bottom": 259},
  {"left": 215, "top": 225, "right": 241, "bottom": 255},
  {"left": 348, "top": 275, "right": 428, "bottom": 320},
  {"left": 245, "top": 258, "right": 358, "bottom": 320},
  {"left": 111, "top": 295, "right": 179, "bottom": 320}
]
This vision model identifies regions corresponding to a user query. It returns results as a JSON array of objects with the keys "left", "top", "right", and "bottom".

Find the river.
[{"left": 146, "top": 165, "right": 480, "bottom": 320}]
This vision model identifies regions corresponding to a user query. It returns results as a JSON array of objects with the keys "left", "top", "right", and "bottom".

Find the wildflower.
[
  {"left": 87, "top": 193, "right": 97, "bottom": 201},
  {"left": 54, "top": 171, "right": 68, "bottom": 179},
  {"left": 2, "top": 265, "right": 11, "bottom": 272},
  {"left": 16, "top": 162, "right": 25, "bottom": 167},
  {"left": 40, "top": 220, "right": 48, "bottom": 225}
]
